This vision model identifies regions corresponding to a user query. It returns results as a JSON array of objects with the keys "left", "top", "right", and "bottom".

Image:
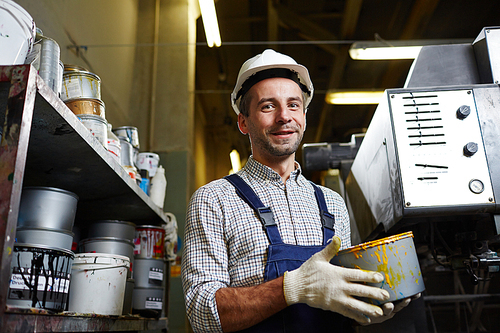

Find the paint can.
[
  {"left": 133, "top": 258, "right": 166, "bottom": 288},
  {"left": 87, "top": 220, "right": 136, "bottom": 241},
  {"left": 132, "top": 287, "right": 164, "bottom": 318},
  {"left": 7, "top": 244, "right": 74, "bottom": 312},
  {"left": 15, "top": 227, "right": 74, "bottom": 251},
  {"left": 17, "top": 187, "right": 78, "bottom": 232},
  {"left": 137, "top": 152, "right": 160, "bottom": 177},
  {"left": 134, "top": 225, "right": 165, "bottom": 259},
  {"left": 78, "top": 114, "right": 108, "bottom": 149},
  {"left": 330, "top": 231, "right": 425, "bottom": 304},
  {"left": 63, "top": 64, "right": 88, "bottom": 73},
  {"left": 65, "top": 98, "right": 105, "bottom": 118},
  {"left": 61, "top": 70, "right": 101, "bottom": 101},
  {"left": 68, "top": 253, "right": 129, "bottom": 315},
  {"left": 0, "top": 0, "right": 36, "bottom": 65},
  {"left": 113, "top": 126, "right": 140, "bottom": 150},
  {"left": 38, "top": 35, "right": 61, "bottom": 95}
]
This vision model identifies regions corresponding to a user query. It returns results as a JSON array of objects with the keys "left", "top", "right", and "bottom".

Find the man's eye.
[
  {"left": 289, "top": 103, "right": 300, "bottom": 109},
  {"left": 262, "top": 104, "right": 274, "bottom": 110}
]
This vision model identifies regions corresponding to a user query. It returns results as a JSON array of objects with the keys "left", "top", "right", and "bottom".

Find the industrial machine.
[{"left": 303, "top": 27, "right": 500, "bottom": 331}]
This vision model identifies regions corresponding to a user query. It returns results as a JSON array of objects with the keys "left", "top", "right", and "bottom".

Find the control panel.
[{"left": 389, "top": 89, "right": 495, "bottom": 208}]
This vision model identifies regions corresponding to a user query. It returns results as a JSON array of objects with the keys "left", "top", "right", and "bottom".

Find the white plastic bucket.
[
  {"left": 0, "top": 0, "right": 36, "bottom": 65},
  {"left": 68, "top": 253, "right": 129, "bottom": 316}
]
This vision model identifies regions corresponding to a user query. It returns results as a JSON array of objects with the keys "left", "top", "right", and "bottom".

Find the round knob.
[
  {"left": 457, "top": 105, "right": 471, "bottom": 119},
  {"left": 463, "top": 142, "right": 478, "bottom": 157}
]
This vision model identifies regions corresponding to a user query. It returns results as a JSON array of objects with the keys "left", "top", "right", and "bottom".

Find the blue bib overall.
[{"left": 225, "top": 174, "right": 353, "bottom": 333}]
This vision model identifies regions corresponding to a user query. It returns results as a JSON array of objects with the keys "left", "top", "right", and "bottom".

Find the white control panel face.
[{"left": 389, "top": 89, "right": 495, "bottom": 207}]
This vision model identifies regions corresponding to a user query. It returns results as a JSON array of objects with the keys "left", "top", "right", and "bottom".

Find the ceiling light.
[
  {"left": 229, "top": 149, "right": 241, "bottom": 173},
  {"left": 325, "top": 90, "right": 385, "bottom": 105},
  {"left": 349, "top": 39, "right": 472, "bottom": 60},
  {"left": 198, "top": 0, "right": 221, "bottom": 47}
]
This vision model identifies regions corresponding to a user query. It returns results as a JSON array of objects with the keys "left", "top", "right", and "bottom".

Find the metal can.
[{"left": 134, "top": 225, "right": 165, "bottom": 259}]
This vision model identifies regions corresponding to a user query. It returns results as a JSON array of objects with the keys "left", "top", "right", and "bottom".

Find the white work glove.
[
  {"left": 283, "top": 236, "right": 392, "bottom": 324},
  {"left": 360, "top": 292, "right": 421, "bottom": 325}
]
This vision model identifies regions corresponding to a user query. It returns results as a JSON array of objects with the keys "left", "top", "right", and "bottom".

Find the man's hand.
[{"left": 283, "top": 236, "right": 392, "bottom": 324}]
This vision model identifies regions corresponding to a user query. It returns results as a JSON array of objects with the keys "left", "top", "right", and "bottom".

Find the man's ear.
[{"left": 237, "top": 113, "right": 248, "bottom": 135}]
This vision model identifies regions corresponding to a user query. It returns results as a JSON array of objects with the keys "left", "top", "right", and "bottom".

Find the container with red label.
[{"left": 134, "top": 225, "right": 165, "bottom": 259}]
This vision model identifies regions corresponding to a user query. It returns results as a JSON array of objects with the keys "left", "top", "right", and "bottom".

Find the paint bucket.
[
  {"left": 65, "top": 98, "right": 105, "bottom": 118},
  {"left": 38, "top": 35, "right": 61, "bottom": 95},
  {"left": 134, "top": 225, "right": 165, "bottom": 259},
  {"left": 122, "top": 278, "right": 135, "bottom": 315},
  {"left": 68, "top": 253, "right": 129, "bottom": 316},
  {"left": 134, "top": 258, "right": 166, "bottom": 288},
  {"left": 78, "top": 237, "right": 134, "bottom": 278},
  {"left": 132, "top": 287, "right": 164, "bottom": 318},
  {"left": 87, "top": 220, "right": 136, "bottom": 241},
  {"left": 0, "top": 0, "right": 36, "bottom": 65},
  {"left": 61, "top": 70, "right": 101, "bottom": 101},
  {"left": 118, "top": 136, "right": 135, "bottom": 167},
  {"left": 17, "top": 187, "right": 78, "bottom": 232},
  {"left": 7, "top": 244, "right": 74, "bottom": 312},
  {"left": 78, "top": 114, "right": 108, "bottom": 149},
  {"left": 113, "top": 126, "right": 140, "bottom": 150},
  {"left": 330, "top": 231, "right": 425, "bottom": 304},
  {"left": 137, "top": 152, "right": 160, "bottom": 177},
  {"left": 16, "top": 227, "right": 74, "bottom": 251}
]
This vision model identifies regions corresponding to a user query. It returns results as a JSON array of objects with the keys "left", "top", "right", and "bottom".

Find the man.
[{"left": 182, "top": 49, "right": 417, "bottom": 332}]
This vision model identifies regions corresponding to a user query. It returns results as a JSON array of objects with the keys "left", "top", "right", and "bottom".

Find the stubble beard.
[{"left": 251, "top": 125, "right": 304, "bottom": 157}]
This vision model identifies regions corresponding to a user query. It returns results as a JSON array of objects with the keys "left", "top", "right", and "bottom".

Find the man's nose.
[{"left": 276, "top": 104, "right": 292, "bottom": 123}]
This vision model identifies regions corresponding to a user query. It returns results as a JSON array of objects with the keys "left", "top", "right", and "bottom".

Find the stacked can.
[
  {"left": 76, "top": 220, "right": 136, "bottom": 315},
  {"left": 113, "top": 126, "right": 141, "bottom": 182},
  {"left": 9, "top": 187, "right": 78, "bottom": 312},
  {"left": 61, "top": 65, "right": 108, "bottom": 150},
  {"left": 132, "top": 225, "right": 167, "bottom": 318}
]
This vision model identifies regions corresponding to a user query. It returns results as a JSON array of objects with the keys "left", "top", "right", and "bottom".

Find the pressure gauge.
[{"left": 469, "top": 179, "right": 484, "bottom": 194}]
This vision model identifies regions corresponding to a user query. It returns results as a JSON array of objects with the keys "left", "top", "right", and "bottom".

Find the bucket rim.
[
  {"left": 16, "top": 226, "right": 74, "bottom": 236},
  {"left": 79, "top": 237, "right": 134, "bottom": 245},
  {"left": 22, "top": 186, "right": 79, "bottom": 200},
  {"left": 74, "top": 252, "right": 131, "bottom": 262},
  {"left": 13, "top": 243, "right": 75, "bottom": 257},
  {"left": 338, "top": 231, "right": 414, "bottom": 255},
  {"left": 63, "top": 70, "right": 101, "bottom": 81},
  {"left": 136, "top": 225, "right": 165, "bottom": 231}
]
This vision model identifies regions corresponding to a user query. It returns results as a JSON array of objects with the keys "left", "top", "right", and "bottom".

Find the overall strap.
[
  {"left": 224, "top": 174, "right": 283, "bottom": 244},
  {"left": 310, "top": 182, "right": 336, "bottom": 245}
]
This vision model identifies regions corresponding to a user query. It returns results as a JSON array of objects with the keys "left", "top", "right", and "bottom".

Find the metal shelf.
[
  {"left": 3, "top": 307, "right": 168, "bottom": 333},
  {"left": 0, "top": 65, "right": 168, "bottom": 332}
]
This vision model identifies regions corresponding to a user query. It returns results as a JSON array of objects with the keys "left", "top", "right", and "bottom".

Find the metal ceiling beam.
[{"left": 273, "top": 2, "right": 340, "bottom": 56}]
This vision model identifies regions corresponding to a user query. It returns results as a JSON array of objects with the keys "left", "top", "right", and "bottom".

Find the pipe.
[{"left": 148, "top": 0, "right": 160, "bottom": 151}]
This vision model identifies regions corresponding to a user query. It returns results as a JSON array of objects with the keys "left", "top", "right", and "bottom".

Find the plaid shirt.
[{"left": 181, "top": 157, "right": 351, "bottom": 332}]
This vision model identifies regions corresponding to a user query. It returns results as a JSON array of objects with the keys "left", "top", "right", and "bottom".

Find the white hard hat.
[{"left": 231, "top": 49, "right": 314, "bottom": 115}]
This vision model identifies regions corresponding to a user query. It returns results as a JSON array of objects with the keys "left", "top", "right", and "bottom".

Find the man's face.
[{"left": 238, "top": 77, "right": 306, "bottom": 161}]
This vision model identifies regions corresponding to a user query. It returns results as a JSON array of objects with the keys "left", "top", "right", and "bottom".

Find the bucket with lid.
[
  {"left": 8, "top": 244, "right": 74, "bottom": 312},
  {"left": 134, "top": 225, "right": 165, "bottom": 259},
  {"left": 78, "top": 237, "right": 134, "bottom": 277},
  {"left": 68, "top": 253, "right": 129, "bottom": 315},
  {"left": 16, "top": 226, "right": 74, "bottom": 250},
  {"left": 17, "top": 187, "right": 78, "bottom": 232},
  {"left": 78, "top": 114, "right": 108, "bottom": 149},
  {"left": 0, "top": 0, "right": 36, "bottom": 65},
  {"left": 330, "top": 231, "right": 425, "bottom": 304}
]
